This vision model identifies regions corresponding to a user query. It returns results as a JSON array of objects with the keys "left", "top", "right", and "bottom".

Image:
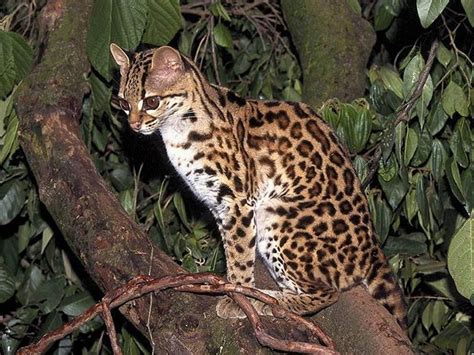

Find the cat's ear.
[
  {"left": 110, "top": 43, "right": 130, "bottom": 76},
  {"left": 150, "top": 46, "right": 184, "bottom": 83}
]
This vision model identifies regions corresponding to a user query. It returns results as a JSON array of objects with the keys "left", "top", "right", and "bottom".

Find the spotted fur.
[{"left": 110, "top": 44, "right": 407, "bottom": 329}]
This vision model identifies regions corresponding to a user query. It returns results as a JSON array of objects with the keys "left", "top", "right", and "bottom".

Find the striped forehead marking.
[{"left": 124, "top": 50, "right": 154, "bottom": 100}]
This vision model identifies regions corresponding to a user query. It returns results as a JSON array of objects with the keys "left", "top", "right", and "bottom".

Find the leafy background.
[{"left": 0, "top": 0, "right": 473, "bottom": 353}]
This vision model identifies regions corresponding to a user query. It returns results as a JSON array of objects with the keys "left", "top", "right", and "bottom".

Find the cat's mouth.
[
  {"left": 130, "top": 117, "right": 161, "bottom": 135},
  {"left": 129, "top": 117, "right": 161, "bottom": 135}
]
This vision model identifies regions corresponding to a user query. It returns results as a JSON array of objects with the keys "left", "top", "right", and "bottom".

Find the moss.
[
  {"left": 16, "top": 0, "right": 91, "bottom": 110},
  {"left": 281, "top": 0, "right": 375, "bottom": 108},
  {"left": 207, "top": 317, "right": 242, "bottom": 354}
]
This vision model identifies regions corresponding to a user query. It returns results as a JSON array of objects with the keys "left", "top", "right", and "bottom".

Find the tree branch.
[
  {"left": 363, "top": 40, "right": 439, "bottom": 189},
  {"left": 281, "top": 0, "right": 376, "bottom": 107},
  {"left": 18, "top": 274, "right": 337, "bottom": 355},
  {"left": 394, "top": 41, "right": 439, "bottom": 125}
]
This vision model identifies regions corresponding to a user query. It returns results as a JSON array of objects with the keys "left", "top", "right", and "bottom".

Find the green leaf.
[
  {"left": 38, "top": 311, "right": 63, "bottom": 337},
  {"left": 436, "top": 42, "right": 452, "bottom": 67},
  {"left": 432, "top": 300, "right": 449, "bottom": 333},
  {"left": 209, "top": 2, "right": 232, "bottom": 21},
  {"left": 402, "top": 53, "right": 433, "bottom": 109},
  {"left": 213, "top": 23, "right": 233, "bottom": 48},
  {"left": 431, "top": 320, "right": 472, "bottom": 355},
  {"left": 0, "top": 112, "right": 19, "bottom": 165},
  {"left": 379, "top": 173, "right": 408, "bottom": 209},
  {"left": 0, "top": 181, "right": 26, "bottom": 225},
  {"left": 448, "top": 216, "right": 474, "bottom": 299},
  {"left": 173, "top": 192, "right": 190, "bottom": 229},
  {"left": 462, "top": 168, "right": 473, "bottom": 213},
  {"left": 378, "top": 153, "right": 398, "bottom": 182},
  {"left": 451, "top": 160, "right": 464, "bottom": 198},
  {"left": 339, "top": 103, "right": 372, "bottom": 153},
  {"left": 395, "top": 121, "right": 406, "bottom": 164},
  {"left": 426, "top": 277, "right": 461, "bottom": 300},
  {"left": 31, "top": 276, "right": 65, "bottom": 314},
  {"left": 0, "top": 262, "right": 15, "bottom": 303},
  {"left": 41, "top": 227, "right": 54, "bottom": 255},
  {"left": 384, "top": 233, "right": 427, "bottom": 257},
  {"left": 416, "top": 175, "right": 430, "bottom": 228},
  {"left": 0, "top": 93, "right": 14, "bottom": 137},
  {"left": 143, "top": 0, "right": 183, "bottom": 46},
  {"left": 427, "top": 101, "right": 448, "bottom": 135},
  {"left": 347, "top": 0, "right": 362, "bottom": 15},
  {"left": 182, "top": 254, "right": 199, "bottom": 272},
  {"left": 375, "top": 0, "right": 395, "bottom": 31},
  {"left": 16, "top": 265, "right": 44, "bottom": 306},
  {"left": 282, "top": 86, "right": 301, "bottom": 102},
  {"left": 60, "top": 292, "right": 95, "bottom": 316},
  {"left": 109, "top": 165, "right": 134, "bottom": 191},
  {"left": 461, "top": 0, "right": 474, "bottom": 26},
  {"left": 405, "top": 188, "right": 418, "bottom": 222},
  {"left": 416, "top": 0, "right": 449, "bottom": 28},
  {"left": 442, "top": 81, "right": 469, "bottom": 117},
  {"left": 0, "top": 31, "right": 33, "bottom": 98},
  {"left": 430, "top": 139, "right": 446, "bottom": 182},
  {"left": 87, "top": 0, "right": 113, "bottom": 80},
  {"left": 369, "top": 194, "right": 392, "bottom": 243},
  {"left": 379, "top": 67, "right": 404, "bottom": 98},
  {"left": 0, "top": 40, "right": 16, "bottom": 98},
  {"left": 17, "top": 222, "right": 34, "bottom": 253},
  {"left": 173, "top": 233, "right": 186, "bottom": 260},
  {"left": 87, "top": 0, "right": 147, "bottom": 80},
  {"left": 446, "top": 158, "right": 465, "bottom": 203},
  {"left": 2, "top": 307, "right": 38, "bottom": 355},
  {"left": 89, "top": 73, "right": 112, "bottom": 115},
  {"left": 122, "top": 326, "right": 142, "bottom": 355},
  {"left": 119, "top": 189, "right": 135, "bottom": 215},
  {"left": 0, "top": 236, "right": 19, "bottom": 276},
  {"left": 411, "top": 128, "right": 432, "bottom": 166},
  {"left": 353, "top": 155, "right": 368, "bottom": 182},
  {"left": 404, "top": 127, "right": 418, "bottom": 165},
  {"left": 421, "top": 301, "right": 433, "bottom": 330},
  {"left": 450, "top": 118, "right": 470, "bottom": 168},
  {"left": 233, "top": 53, "right": 252, "bottom": 76},
  {"left": 320, "top": 100, "right": 340, "bottom": 128}
]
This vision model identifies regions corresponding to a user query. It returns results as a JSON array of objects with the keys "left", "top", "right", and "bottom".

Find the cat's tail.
[{"left": 363, "top": 249, "right": 408, "bottom": 330}]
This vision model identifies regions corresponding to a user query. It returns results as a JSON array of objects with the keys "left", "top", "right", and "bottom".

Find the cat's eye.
[
  {"left": 118, "top": 98, "right": 130, "bottom": 111},
  {"left": 143, "top": 96, "right": 161, "bottom": 110}
]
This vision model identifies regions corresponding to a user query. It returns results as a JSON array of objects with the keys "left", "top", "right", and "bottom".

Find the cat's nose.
[
  {"left": 129, "top": 112, "right": 142, "bottom": 132},
  {"left": 129, "top": 120, "right": 141, "bottom": 131}
]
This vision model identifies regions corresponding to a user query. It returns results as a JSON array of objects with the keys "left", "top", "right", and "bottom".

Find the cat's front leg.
[{"left": 214, "top": 203, "right": 259, "bottom": 318}]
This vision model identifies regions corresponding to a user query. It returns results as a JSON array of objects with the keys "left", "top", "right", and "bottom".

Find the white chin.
[{"left": 139, "top": 128, "right": 156, "bottom": 135}]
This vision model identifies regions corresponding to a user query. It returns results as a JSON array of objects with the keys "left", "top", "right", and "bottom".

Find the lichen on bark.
[{"left": 281, "top": 0, "right": 376, "bottom": 108}]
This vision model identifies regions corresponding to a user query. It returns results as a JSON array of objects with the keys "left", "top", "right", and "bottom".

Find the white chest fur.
[{"left": 160, "top": 127, "right": 220, "bottom": 209}]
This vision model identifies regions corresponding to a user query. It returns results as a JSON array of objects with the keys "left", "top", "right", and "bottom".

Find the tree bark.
[
  {"left": 281, "top": 0, "right": 376, "bottom": 108},
  {"left": 14, "top": 0, "right": 412, "bottom": 353}
]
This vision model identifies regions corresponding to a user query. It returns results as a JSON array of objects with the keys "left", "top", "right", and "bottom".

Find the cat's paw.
[
  {"left": 216, "top": 296, "right": 273, "bottom": 318},
  {"left": 216, "top": 297, "right": 246, "bottom": 319}
]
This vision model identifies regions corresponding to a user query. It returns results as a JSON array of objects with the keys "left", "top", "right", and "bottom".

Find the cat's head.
[{"left": 110, "top": 44, "right": 192, "bottom": 135}]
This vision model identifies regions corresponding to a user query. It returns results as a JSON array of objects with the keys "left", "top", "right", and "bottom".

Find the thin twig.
[
  {"left": 146, "top": 248, "right": 156, "bottom": 355},
  {"left": 362, "top": 40, "right": 439, "bottom": 189},
  {"left": 100, "top": 301, "right": 122, "bottom": 355},
  {"left": 210, "top": 16, "right": 221, "bottom": 85},
  {"left": 17, "top": 273, "right": 337, "bottom": 355},
  {"left": 408, "top": 295, "right": 450, "bottom": 300},
  {"left": 361, "top": 146, "right": 382, "bottom": 190},
  {"left": 394, "top": 40, "right": 439, "bottom": 126}
]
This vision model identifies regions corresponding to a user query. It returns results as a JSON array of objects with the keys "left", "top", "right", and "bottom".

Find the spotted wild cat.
[{"left": 110, "top": 43, "right": 407, "bottom": 329}]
